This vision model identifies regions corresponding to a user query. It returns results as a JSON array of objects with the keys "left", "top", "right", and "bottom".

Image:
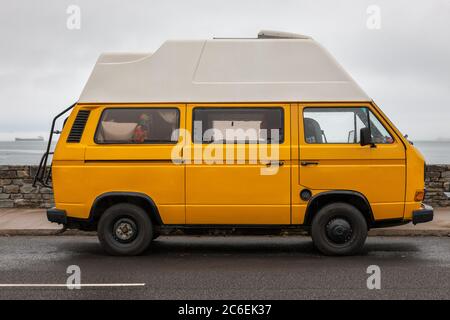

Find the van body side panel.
[
  {"left": 52, "top": 160, "right": 87, "bottom": 218},
  {"left": 298, "top": 102, "right": 407, "bottom": 221},
  {"left": 81, "top": 162, "right": 185, "bottom": 224},
  {"left": 51, "top": 101, "right": 417, "bottom": 228},
  {"left": 52, "top": 104, "right": 91, "bottom": 218},
  {"left": 371, "top": 101, "right": 423, "bottom": 219},
  {"left": 185, "top": 103, "right": 291, "bottom": 225},
  {"left": 55, "top": 104, "right": 186, "bottom": 224},
  {"left": 404, "top": 145, "right": 426, "bottom": 220},
  {"left": 290, "top": 104, "right": 308, "bottom": 224}
]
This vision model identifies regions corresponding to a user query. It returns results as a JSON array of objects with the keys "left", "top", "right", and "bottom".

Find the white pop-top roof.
[{"left": 79, "top": 31, "right": 370, "bottom": 103}]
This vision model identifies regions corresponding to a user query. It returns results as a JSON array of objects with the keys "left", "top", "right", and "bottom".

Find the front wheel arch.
[{"left": 303, "top": 190, "right": 374, "bottom": 228}]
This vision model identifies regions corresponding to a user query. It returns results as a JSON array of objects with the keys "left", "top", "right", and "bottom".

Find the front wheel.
[
  {"left": 97, "top": 203, "right": 153, "bottom": 256},
  {"left": 311, "top": 202, "right": 368, "bottom": 256}
]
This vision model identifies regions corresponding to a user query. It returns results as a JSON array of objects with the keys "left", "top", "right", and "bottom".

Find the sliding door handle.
[
  {"left": 301, "top": 161, "right": 319, "bottom": 166},
  {"left": 265, "top": 161, "right": 285, "bottom": 167}
]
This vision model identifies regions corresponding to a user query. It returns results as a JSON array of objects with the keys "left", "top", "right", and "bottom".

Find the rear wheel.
[
  {"left": 97, "top": 203, "right": 153, "bottom": 256},
  {"left": 311, "top": 202, "right": 367, "bottom": 256}
]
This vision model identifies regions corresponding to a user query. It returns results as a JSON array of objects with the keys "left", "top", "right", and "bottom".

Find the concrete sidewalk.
[
  {"left": 0, "top": 208, "right": 450, "bottom": 236},
  {"left": 0, "top": 209, "right": 87, "bottom": 236}
]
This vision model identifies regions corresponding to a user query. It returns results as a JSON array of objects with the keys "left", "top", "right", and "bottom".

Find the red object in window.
[{"left": 133, "top": 125, "right": 147, "bottom": 143}]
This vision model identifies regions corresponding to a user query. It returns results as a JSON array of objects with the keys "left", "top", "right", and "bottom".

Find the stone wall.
[
  {"left": 0, "top": 166, "right": 53, "bottom": 208},
  {"left": 424, "top": 165, "right": 450, "bottom": 207},
  {"left": 0, "top": 165, "right": 449, "bottom": 209}
]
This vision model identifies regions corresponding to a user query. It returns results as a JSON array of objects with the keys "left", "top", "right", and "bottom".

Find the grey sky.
[{"left": 0, "top": 0, "right": 449, "bottom": 140}]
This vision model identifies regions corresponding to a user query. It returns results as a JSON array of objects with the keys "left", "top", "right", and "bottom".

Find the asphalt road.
[{"left": 0, "top": 235, "right": 449, "bottom": 299}]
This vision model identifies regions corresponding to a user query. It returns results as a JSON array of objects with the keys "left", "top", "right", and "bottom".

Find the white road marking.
[{"left": 0, "top": 283, "right": 145, "bottom": 288}]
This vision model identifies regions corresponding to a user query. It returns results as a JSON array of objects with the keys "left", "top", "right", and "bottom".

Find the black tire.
[
  {"left": 97, "top": 203, "right": 153, "bottom": 256},
  {"left": 311, "top": 202, "right": 368, "bottom": 256}
]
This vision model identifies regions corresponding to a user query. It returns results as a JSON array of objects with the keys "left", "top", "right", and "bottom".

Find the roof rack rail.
[
  {"left": 257, "top": 30, "right": 311, "bottom": 39},
  {"left": 213, "top": 30, "right": 311, "bottom": 40}
]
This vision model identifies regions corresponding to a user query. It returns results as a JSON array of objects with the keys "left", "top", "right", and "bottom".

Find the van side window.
[
  {"left": 193, "top": 108, "right": 284, "bottom": 144},
  {"left": 303, "top": 107, "right": 394, "bottom": 144},
  {"left": 95, "top": 108, "right": 180, "bottom": 144}
]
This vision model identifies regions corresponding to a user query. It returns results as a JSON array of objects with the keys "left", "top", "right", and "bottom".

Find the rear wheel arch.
[
  {"left": 303, "top": 191, "right": 374, "bottom": 227},
  {"left": 89, "top": 192, "right": 163, "bottom": 227}
]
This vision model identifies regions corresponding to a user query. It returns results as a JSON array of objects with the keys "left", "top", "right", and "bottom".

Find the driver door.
[{"left": 298, "top": 104, "right": 406, "bottom": 221}]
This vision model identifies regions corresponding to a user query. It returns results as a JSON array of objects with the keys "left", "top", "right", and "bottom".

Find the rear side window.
[
  {"left": 303, "top": 107, "right": 394, "bottom": 144},
  {"left": 193, "top": 107, "right": 284, "bottom": 144},
  {"left": 95, "top": 108, "right": 180, "bottom": 144}
]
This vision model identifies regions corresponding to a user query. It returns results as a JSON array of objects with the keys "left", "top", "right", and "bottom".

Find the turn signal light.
[{"left": 414, "top": 190, "right": 425, "bottom": 202}]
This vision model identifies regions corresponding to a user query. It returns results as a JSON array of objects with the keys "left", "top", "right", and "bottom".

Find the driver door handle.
[{"left": 301, "top": 161, "right": 319, "bottom": 166}]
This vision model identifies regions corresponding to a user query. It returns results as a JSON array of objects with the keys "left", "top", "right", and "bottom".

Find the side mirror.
[{"left": 360, "top": 127, "right": 374, "bottom": 147}]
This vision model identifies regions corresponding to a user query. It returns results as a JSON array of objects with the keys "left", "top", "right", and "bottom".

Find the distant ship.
[{"left": 15, "top": 136, "right": 44, "bottom": 142}]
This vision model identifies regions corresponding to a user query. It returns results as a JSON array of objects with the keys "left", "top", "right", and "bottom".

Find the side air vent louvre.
[{"left": 67, "top": 110, "right": 90, "bottom": 143}]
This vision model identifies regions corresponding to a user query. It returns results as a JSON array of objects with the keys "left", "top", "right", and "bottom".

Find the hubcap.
[
  {"left": 326, "top": 218, "right": 353, "bottom": 244},
  {"left": 113, "top": 218, "right": 137, "bottom": 243}
]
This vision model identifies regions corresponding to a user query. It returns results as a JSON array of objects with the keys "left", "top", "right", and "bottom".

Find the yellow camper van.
[{"left": 35, "top": 31, "right": 433, "bottom": 256}]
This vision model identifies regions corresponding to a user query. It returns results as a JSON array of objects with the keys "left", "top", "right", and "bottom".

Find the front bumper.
[
  {"left": 47, "top": 208, "right": 67, "bottom": 225},
  {"left": 412, "top": 204, "right": 434, "bottom": 225}
]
